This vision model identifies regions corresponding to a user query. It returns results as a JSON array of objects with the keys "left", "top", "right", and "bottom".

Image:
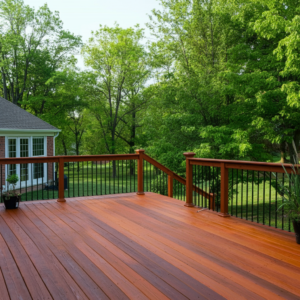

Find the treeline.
[{"left": 1, "top": 0, "right": 300, "bottom": 174}]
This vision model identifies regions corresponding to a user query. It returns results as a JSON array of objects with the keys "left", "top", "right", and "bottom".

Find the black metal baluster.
[
  {"left": 71, "top": 162, "right": 74, "bottom": 198},
  {"left": 241, "top": 170, "right": 243, "bottom": 219},
  {"left": 0, "top": 164, "right": 2, "bottom": 202},
  {"left": 105, "top": 161, "right": 107, "bottom": 195},
  {"left": 231, "top": 169, "right": 234, "bottom": 215},
  {"left": 252, "top": 170, "right": 254, "bottom": 222},
  {"left": 47, "top": 163, "right": 49, "bottom": 200},
  {"left": 133, "top": 160, "right": 137, "bottom": 191},
  {"left": 288, "top": 175, "right": 291, "bottom": 232},
  {"left": 67, "top": 162, "right": 69, "bottom": 198},
  {"left": 96, "top": 161, "right": 98, "bottom": 196},
  {"left": 197, "top": 165, "right": 200, "bottom": 206},
  {"left": 82, "top": 161, "right": 85, "bottom": 197},
  {"left": 87, "top": 161, "right": 89, "bottom": 196},
  {"left": 92, "top": 161, "right": 94, "bottom": 196},
  {"left": 100, "top": 161, "right": 102, "bottom": 195},
  {"left": 36, "top": 166, "right": 38, "bottom": 200},
  {"left": 79, "top": 161, "right": 81, "bottom": 196},
  {"left": 109, "top": 161, "right": 111, "bottom": 195},
  {"left": 31, "top": 163, "right": 33, "bottom": 201},
  {"left": 160, "top": 168, "right": 162, "bottom": 195},
  {"left": 282, "top": 173, "right": 285, "bottom": 230},
  {"left": 235, "top": 169, "right": 238, "bottom": 217},
  {"left": 129, "top": 160, "right": 131, "bottom": 192},
  {"left": 263, "top": 171, "right": 266, "bottom": 225},
  {"left": 257, "top": 171, "right": 260, "bottom": 223},
  {"left": 118, "top": 161, "right": 120, "bottom": 194},
  {"left": 246, "top": 170, "right": 249, "bottom": 220},
  {"left": 269, "top": 172, "right": 272, "bottom": 227},
  {"left": 275, "top": 172, "right": 278, "bottom": 228},
  {"left": 201, "top": 165, "right": 204, "bottom": 207},
  {"left": 150, "top": 162, "right": 152, "bottom": 193}
]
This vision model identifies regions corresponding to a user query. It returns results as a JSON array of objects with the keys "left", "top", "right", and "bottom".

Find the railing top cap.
[
  {"left": 183, "top": 152, "right": 196, "bottom": 158},
  {"left": 135, "top": 149, "right": 145, "bottom": 153}
]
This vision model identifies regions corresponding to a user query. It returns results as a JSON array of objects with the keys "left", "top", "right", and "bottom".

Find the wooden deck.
[{"left": 0, "top": 193, "right": 299, "bottom": 300}]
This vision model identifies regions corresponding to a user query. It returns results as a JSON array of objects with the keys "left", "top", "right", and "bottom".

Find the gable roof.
[{"left": 0, "top": 97, "right": 59, "bottom": 131}]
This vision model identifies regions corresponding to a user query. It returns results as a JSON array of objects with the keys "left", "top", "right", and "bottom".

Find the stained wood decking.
[{"left": 0, "top": 193, "right": 299, "bottom": 300}]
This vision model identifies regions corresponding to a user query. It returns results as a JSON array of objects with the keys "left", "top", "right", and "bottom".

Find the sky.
[{"left": 24, "top": 0, "right": 162, "bottom": 68}]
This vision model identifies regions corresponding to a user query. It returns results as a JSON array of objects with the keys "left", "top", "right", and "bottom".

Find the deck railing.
[
  {"left": 1, "top": 149, "right": 293, "bottom": 232},
  {"left": 184, "top": 152, "right": 296, "bottom": 232}
]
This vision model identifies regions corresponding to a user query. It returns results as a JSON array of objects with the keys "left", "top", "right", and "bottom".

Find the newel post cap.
[
  {"left": 183, "top": 152, "right": 196, "bottom": 158},
  {"left": 135, "top": 149, "right": 145, "bottom": 154}
]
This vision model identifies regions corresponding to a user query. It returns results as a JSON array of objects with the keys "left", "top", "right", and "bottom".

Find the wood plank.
[
  {"left": 108, "top": 198, "right": 300, "bottom": 297},
  {"left": 0, "top": 193, "right": 299, "bottom": 300},
  {"left": 24, "top": 202, "right": 129, "bottom": 300},
  {"left": 0, "top": 212, "right": 82, "bottom": 300},
  {"left": 137, "top": 195, "right": 300, "bottom": 260},
  {"left": 0, "top": 222, "right": 32, "bottom": 300},
  {"left": 0, "top": 267, "right": 10, "bottom": 300},
  {"left": 68, "top": 200, "right": 219, "bottom": 300},
  {"left": 62, "top": 200, "right": 263, "bottom": 300},
  {"left": 82, "top": 198, "right": 299, "bottom": 300},
  {"left": 73, "top": 199, "right": 281, "bottom": 300},
  {"left": 46, "top": 201, "right": 171, "bottom": 300},
  {"left": 8, "top": 206, "right": 107, "bottom": 300}
]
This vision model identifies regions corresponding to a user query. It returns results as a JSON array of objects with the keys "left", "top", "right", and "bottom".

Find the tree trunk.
[
  {"left": 280, "top": 141, "right": 287, "bottom": 163},
  {"left": 1, "top": 70, "right": 7, "bottom": 100},
  {"left": 129, "top": 111, "right": 136, "bottom": 176},
  {"left": 287, "top": 130, "right": 300, "bottom": 164},
  {"left": 111, "top": 133, "right": 117, "bottom": 178}
]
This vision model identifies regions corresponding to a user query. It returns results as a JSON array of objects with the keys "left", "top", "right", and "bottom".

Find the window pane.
[
  {"left": 33, "top": 138, "right": 44, "bottom": 156},
  {"left": 8, "top": 139, "right": 16, "bottom": 158},
  {"left": 20, "top": 139, "right": 29, "bottom": 157},
  {"left": 8, "top": 164, "right": 16, "bottom": 176},
  {"left": 21, "top": 164, "right": 28, "bottom": 182},
  {"left": 34, "top": 163, "right": 44, "bottom": 179}
]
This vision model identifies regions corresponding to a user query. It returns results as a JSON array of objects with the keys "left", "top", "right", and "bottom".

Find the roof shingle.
[{"left": 0, "top": 97, "right": 59, "bottom": 131}]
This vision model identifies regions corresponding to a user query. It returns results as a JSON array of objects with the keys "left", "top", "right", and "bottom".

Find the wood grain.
[{"left": 0, "top": 192, "right": 299, "bottom": 299}]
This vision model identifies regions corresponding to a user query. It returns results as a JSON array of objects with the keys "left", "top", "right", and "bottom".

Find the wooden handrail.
[
  {"left": 190, "top": 158, "right": 296, "bottom": 174},
  {"left": 143, "top": 153, "right": 212, "bottom": 202},
  {"left": 0, "top": 154, "right": 138, "bottom": 165}
]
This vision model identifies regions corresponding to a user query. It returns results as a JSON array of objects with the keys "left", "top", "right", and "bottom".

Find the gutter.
[{"left": 0, "top": 128, "right": 61, "bottom": 133}]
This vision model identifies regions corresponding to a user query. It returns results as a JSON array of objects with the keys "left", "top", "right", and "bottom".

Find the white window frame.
[{"left": 5, "top": 136, "right": 47, "bottom": 189}]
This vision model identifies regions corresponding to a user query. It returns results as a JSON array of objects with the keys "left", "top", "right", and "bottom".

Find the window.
[
  {"left": 33, "top": 137, "right": 45, "bottom": 180},
  {"left": 5, "top": 137, "right": 47, "bottom": 184},
  {"left": 33, "top": 138, "right": 44, "bottom": 156},
  {"left": 33, "top": 163, "right": 44, "bottom": 179},
  {"left": 8, "top": 139, "right": 16, "bottom": 176},
  {"left": 20, "top": 139, "right": 29, "bottom": 181}
]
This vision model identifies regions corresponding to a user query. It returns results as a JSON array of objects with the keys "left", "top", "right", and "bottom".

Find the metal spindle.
[{"left": 263, "top": 171, "right": 266, "bottom": 225}]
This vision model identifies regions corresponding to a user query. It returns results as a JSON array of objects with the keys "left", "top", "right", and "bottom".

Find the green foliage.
[
  {"left": 278, "top": 165, "right": 300, "bottom": 221},
  {"left": 6, "top": 174, "right": 19, "bottom": 185},
  {"left": 5, "top": 174, "right": 19, "bottom": 198}
]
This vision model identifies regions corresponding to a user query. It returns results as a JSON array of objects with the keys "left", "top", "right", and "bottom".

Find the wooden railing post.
[
  {"left": 135, "top": 149, "right": 145, "bottom": 195},
  {"left": 218, "top": 162, "right": 230, "bottom": 217},
  {"left": 209, "top": 193, "right": 216, "bottom": 211},
  {"left": 168, "top": 173, "right": 173, "bottom": 198},
  {"left": 57, "top": 157, "right": 66, "bottom": 202},
  {"left": 183, "top": 152, "right": 195, "bottom": 207}
]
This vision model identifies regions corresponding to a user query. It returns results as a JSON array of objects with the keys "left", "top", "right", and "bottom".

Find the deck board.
[{"left": 0, "top": 192, "right": 299, "bottom": 300}]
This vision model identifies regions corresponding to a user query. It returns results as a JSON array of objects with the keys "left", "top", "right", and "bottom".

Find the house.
[{"left": 0, "top": 97, "right": 60, "bottom": 191}]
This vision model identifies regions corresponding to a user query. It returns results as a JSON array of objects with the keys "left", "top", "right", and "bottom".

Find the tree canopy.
[{"left": 1, "top": 0, "right": 300, "bottom": 172}]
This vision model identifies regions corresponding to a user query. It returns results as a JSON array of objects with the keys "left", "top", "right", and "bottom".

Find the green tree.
[
  {"left": 82, "top": 25, "right": 152, "bottom": 175},
  {"left": 0, "top": 0, "right": 81, "bottom": 106}
]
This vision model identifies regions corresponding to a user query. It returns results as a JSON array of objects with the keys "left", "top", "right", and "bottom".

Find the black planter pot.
[
  {"left": 3, "top": 196, "right": 20, "bottom": 209},
  {"left": 293, "top": 221, "right": 300, "bottom": 245}
]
